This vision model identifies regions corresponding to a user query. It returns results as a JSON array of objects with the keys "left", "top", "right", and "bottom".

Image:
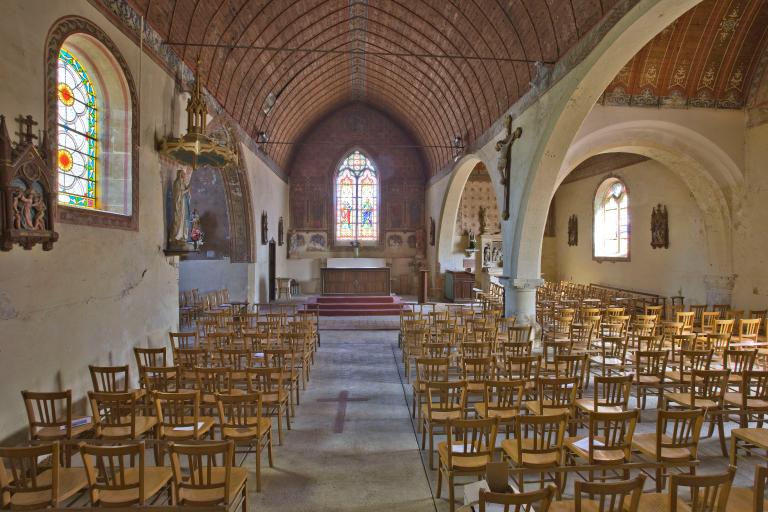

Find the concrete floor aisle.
[{"left": 246, "top": 328, "right": 443, "bottom": 512}]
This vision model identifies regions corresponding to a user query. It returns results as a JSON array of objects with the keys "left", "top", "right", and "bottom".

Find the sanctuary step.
[{"left": 306, "top": 295, "right": 407, "bottom": 316}]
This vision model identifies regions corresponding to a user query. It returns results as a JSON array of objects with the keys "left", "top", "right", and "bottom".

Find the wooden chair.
[
  {"left": 631, "top": 408, "right": 704, "bottom": 491},
  {"left": 422, "top": 381, "right": 467, "bottom": 470},
  {"left": 461, "top": 356, "right": 495, "bottom": 401},
  {"left": 501, "top": 413, "right": 567, "bottom": 498},
  {"left": 0, "top": 442, "right": 87, "bottom": 509},
  {"left": 664, "top": 369, "right": 729, "bottom": 456},
  {"left": 21, "top": 390, "right": 92, "bottom": 466},
  {"left": 169, "top": 331, "right": 198, "bottom": 351},
  {"left": 437, "top": 417, "right": 499, "bottom": 512},
  {"left": 142, "top": 366, "right": 182, "bottom": 394},
  {"left": 134, "top": 347, "right": 169, "bottom": 389},
  {"left": 699, "top": 312, "right": 720, "bottom": 334},
  {"left": 725, "top": 370, "right": 768, "bottom": 429},
  {"left": 667, "top": 349, "right": 713, "bottom": 390},
  {"left": 475, "top": 485, "right": 556, "bottom": 512},
  {"left": 722, "top": 349, "right": 756, "bottom": 391},
  {"left": 474, "top": 380, "right": 524, "bottom": 438},
  {"left": 736, "top": 318, "right": 761, "bottom": 343},
  {"left": 551, "top": 475, "right": 646, "bottom": 512},
  {"left": 89, "top": 365, "right": 131, "bottom": 393},
  {"left": 525, "top": 377, "right": 578, "bottom": 420},
  {"left": 564, "top": 410, "right": 639, "bottom": 484},
  {"left": 245, "top": 367, "right": 290, "bottom": 446},
  {"left": 633, "top": 350, "right": 668, "bottom": 416},
  {"left": 727, "top": 465, "right": 768, "bottom": 512},
  {"left": 676, "top": 312, "right": 696, "bottom": 335},
  {"left": 690, "top": 305, "right": 707, "bottom": 329},
  {"left": 194, "top": 367, "right": 242, "bottom": 412},
  {"left": 80, "top": 441, "right": 172, "bottom": 507},
  {"left": 217, "top": 393, "right": 273, "bottom": 492},
  {"left": 504, "top": 355, "right": 541, "bottom": 397},
  {"left": 576, "top": 374, "right": 632, "bottom": 423},
  {"left": 413, "top": 357, "right": 450, "bottom": 422},
  {"left": 591, "top": 333, "right": 629, "bottom": 377},
  {"left": 167, "top": 441, "right": 247, "bottom": 511},
  {"left": 637, "top": 465, "right": 736, "bottom": 512},
  {"left": 88, "top": 391, "right": 157, "bottom": 441},
  {"left": 154, "top": 391, "right": 215, "bottom": 455}
]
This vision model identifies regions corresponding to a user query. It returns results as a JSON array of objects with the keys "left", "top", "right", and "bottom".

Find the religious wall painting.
[
  {"left": 568, "top": 214, "right": 578, "bottom": 246},
  {"left": 278, "top": 216, "right": 284, "bottom": 246},
  {"left": 288, "top": 231, "right": 306, "bottom": 256},
  {"left": 1, "top": 115, "right": 59, "bottom": 251},
  {"left": 408, "top": 200, "right": 422, "bottom": 228},
  {"left": 307, "top": 197, "right": 326, "bottom": 229},
  {"left": 261, "top": 211, "right": 268, "bottom": 245},
  {"left": 651, "top": 204, "right": 669, "bottom": 249},
  {"left": 388, "top": 202, "right": 404, "bottom": 229},
  {"left": 429, "top": 217, "right": 435, "bottom": 246},
  {"left": 387, "top": 233, "right": 403, "bottom": 248},
  {"left": 307, "top": 232, "right": 327, "bottom": 252}
]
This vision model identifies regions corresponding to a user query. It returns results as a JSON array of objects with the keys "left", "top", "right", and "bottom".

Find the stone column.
[
  {"left": 704, "top": 274, "right": 736, "bottom": 307},
  {"left": 504, "top": 276, "right": 544, "bottom": 327}
]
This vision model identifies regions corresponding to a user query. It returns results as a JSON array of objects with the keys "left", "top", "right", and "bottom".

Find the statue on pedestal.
[{"left": 167, "top": 169, "right": 199, "bottom": 252}]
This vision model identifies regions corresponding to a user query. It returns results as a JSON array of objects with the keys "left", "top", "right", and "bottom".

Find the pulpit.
[{"left": 321, "top": 258, "right": 391, "bottom": 295}]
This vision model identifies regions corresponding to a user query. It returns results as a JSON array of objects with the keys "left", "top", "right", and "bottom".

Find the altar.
[{"left": 321, "top": 258, "right": 391, "bottom": 295}]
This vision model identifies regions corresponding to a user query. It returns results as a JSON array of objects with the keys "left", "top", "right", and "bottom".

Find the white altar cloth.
[{"left": 325, "top": 257, "right": 387, "bottom": 269}]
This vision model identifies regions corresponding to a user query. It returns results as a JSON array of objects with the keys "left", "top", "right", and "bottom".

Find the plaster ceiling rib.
[{"left": 128, "top": 0, "right": 617, "bottom": 176}]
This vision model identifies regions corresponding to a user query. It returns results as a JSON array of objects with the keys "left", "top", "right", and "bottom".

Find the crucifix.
[
  {"left": 15, "top": 115, "right": 38, "bottom": 146},
  {"left": 316, "top": 390, "right": 369, "bottom": 433},
  {"left": 494, "top": 114, "right": 522, "bottom": 220}
]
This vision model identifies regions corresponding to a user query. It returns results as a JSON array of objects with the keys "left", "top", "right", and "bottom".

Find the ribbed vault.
[{"left": 127, "top": 0, "right": 619, "bottom": 175}]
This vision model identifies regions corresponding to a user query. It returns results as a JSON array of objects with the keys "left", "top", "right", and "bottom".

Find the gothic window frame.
[
  {"left": 333, "top": 149, "right": 380, "bottom": 245},
  {"left": 46, "top": 17, "right": 139, "bottom": 230},
  {"left": 593, "top": 176, "right": 630, "bottom": 262}
]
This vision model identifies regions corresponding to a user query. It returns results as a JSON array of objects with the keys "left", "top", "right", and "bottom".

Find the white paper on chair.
[
  {"left": 174, "top": 422, "right": 205, "bottom": 431},
  {"left": 572, "top": 437, "right": 604, "bottom": 452},
  {"left": 471, "top": 505, "right": 507, "bottom": 512},
  {"left": 59, "top": 417, "right": 91, "bottom": 431},
  {"left": 451, "top": 444, "right": 476, "bottom": 453}
]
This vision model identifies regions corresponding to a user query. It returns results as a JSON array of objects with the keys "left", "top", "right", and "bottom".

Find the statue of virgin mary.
[{"left": 170, "top": 169, "right": 191, "bottom": 242}]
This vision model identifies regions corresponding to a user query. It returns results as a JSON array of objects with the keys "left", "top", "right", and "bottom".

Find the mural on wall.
[
  {"left": 481, "top": 240, "right": 503, "bottom": 268},
  {"left": 568, "top": 214, "right": 578, "bottom": 246},
  {"left": 651, "top": 204, "right": 669, "bottom": 249},
  {"left": 308, "top": 198, "right": 326, "bottom": 229},
  {"left": 387, "top": 233, "right": 403, "bottom": 248},
  {"left": 455, "top": 164, "right": 501, "bottom": 241},
  {"left": 307, "top": 232, "right": 327, "bottom": 251}
]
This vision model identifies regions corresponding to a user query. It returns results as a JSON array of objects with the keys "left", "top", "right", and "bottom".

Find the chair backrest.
[
  {"left": 512, "top": 413, "right": 567, "bottom": 464},
  {"left": 713, "top": 319, "right": 735, "bottom": 335},
  {"left": 554, "top": 353, "right": 589, "bottom": 391},
  {"left": 415, "top": 357, "right": 450, "bottom": 384},
  {"left": 690, "top": 305, "right": 707, "bottom": 325},
  {"left": 0, "top": 442, "right": 60, "bottom": 508},
  {"left": 445, "top": 417, "right": 498, "bottom": 466},
  {"left": 195, "top": 367, "right": 234, "bottom": 396},
  {"left": 723, "top": 349, "right": 756, "bottom": 374},
  {"left": 575, "top": 475, "right": 646, "bottom": 512},
  {"left": 175, "top": 348, "right": 208, "bottom": 369},
  {"left": 507, "top": 325, "right": 532, "bottom": 344},
  {"left": 505, "top": 355, "right": 541, "bottom": 382},
  {"left": 426, "top": 381, "right": 467, "bottom": 415},
  {"left": 536, "top": 377, "right": 578, "bottom": 413},
  {"left": 593, "top": 374, "right": 633, "bottom": 410},
  {"left": 155, "top": 391, "right": 204, "bottom": 438},
  {"left": 634, "top": 350, "right": 668, "bottom": 382},
  {"left": 169, "top": 331, "right": 198, "bottom": 350},
  {"left": 701, "top": 312, "right": 720, "bottom": 332},
  {"left": 754, "top": 465, "right": 768, "bottom": 512},
  {"left": 478, "top": 485, "right": 556, "bottom": 512},
  {"left": 422, "top": 342, "right": 451, "bottom": 358},
  {"left": 712, "top": 304, "right": 731, "bottom": 317},
  {"left": 499, "top": 341, "right": 532, "bottom": 358},
  {"left": 742, "top": 370, "right": 768, "bottom": 403},
  {"left": 168, "top": 441, "right": 235, "bottom": 506},
  {"left": 680, "top": 349, "right": 713, "bottom": 375},
  {"left": 21, "top": 390, "right": 74, "bottom": 440},
  {"left": 689, "top": 369, "right": 729, "bottom": 402},
  {"left": 462, "top": 357, "right": 494, "bottom": 383},
  {"left": 133, "top": 347, "right": 168, "bottom": 372},
  {"left": 739, "top": 318, "right": 761, "bottom": 340},
  {"left": 706, "top": 333, "right": 731, "bottom": 355},
  {"left": 669, "top": 466, "right": 736, "bottom": 512},
  {"left": 89, "top": 365, "right": 130, "bottom": 393},
  {"left": 217, "top": 392, "right": 263, "bottom": 430},
  {"left": 483, "top": 380, "right": 524, "bottom": 413},
  {"left": 656, "top": 408, "right": 705, "bottom": 460},
  {"left": 218, "top": 348, "right": 252, "bottom": 370},
  {"left": 142, "top": 366, "right": 181, "bottom": 393},
  {"left": 80, "top": 441, "right": 146, "bottom": 506},
  {"left": 586, "top": 410, "right": 639, "bottom": 463},
  {"left": 89, "top": 392, "right": 140, "bottom": 439}
]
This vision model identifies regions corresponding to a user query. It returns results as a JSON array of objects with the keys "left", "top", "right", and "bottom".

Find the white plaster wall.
[
  {"left": 240, "top": 145, "right": 290, "bottom": 303},
  {"left": 0, "top": 1, "right": 178, "bottom": 437},
  {"left": 179, "top": 259, "right": 251, "bottom": 302},
  {"left": 549, "top": 159, "right": 709, "bottom": 302}
]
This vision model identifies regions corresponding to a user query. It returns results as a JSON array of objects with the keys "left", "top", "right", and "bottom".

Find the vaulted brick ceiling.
[
  {"left": 602, "top": 0, "right": 768, "bottom": 108},
  {"left": 126, "top": 0, "right": 620, "bottom": 175}
]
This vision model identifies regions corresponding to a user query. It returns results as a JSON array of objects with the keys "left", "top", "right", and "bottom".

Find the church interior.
[{"left": 2, "top": 0, "right": 768, "bottom": 510}]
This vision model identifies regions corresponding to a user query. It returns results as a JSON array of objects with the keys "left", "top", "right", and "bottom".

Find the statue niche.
[{"left": 0, "top": 115, "right": 58, "bottom": 251}]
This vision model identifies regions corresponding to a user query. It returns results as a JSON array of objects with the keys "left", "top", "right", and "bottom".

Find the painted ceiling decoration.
[
  {"left": 125, "top": 0, "right": 619, "bottom": 176},
  {"left": 601, "top": 0, "right": 768, "bottom": 109}
]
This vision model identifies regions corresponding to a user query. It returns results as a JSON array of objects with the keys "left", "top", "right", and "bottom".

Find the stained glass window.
[
  {"left": 57, "top": 48, "right": 97, "bottom": 209},
  {"left": 594, "top": 178, "right": 629, "bottom": 258},
  {"left": 335, "top": 151, "right": 378, "bottom": 242}
]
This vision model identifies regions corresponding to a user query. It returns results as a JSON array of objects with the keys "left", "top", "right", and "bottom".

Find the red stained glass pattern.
[{"left": 335, "top": 151, "right": 378, "bottom": 242}]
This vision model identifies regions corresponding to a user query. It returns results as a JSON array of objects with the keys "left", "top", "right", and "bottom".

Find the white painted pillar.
[{"left": 504, "top": 276, "right": 543, "bottom": 323}]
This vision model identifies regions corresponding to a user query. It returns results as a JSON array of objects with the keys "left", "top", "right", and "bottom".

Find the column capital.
[{"left": 509, "top": 277, "right": 544, "bottom": 289}]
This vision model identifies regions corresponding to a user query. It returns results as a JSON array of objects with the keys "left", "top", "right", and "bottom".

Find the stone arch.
[
  {"left": 509, "top": 0, "right": 703, "bottom": 284},
  {"left": 558, "top": 120, "right": 740, "bottom": 278}
]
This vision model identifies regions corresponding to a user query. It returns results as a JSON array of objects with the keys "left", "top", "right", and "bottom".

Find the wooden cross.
[
  {"left": 317, "top": 390, "right": 369, "bottom": 433},
  {"left": 494, "top": 114, "right": 523, "bottom": 220},
  {"left": 15, "top": 115, "right": 38, "bottom": 146}
]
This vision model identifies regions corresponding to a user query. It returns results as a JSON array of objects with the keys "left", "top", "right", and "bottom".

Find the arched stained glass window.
[
  {"left": 57, "top": 48, "right": 97, "bottom": 209},
  {"left": 594, "top": 177, "right": 629, "bottom": 259},
  {"left": 335, "top": 150, "right": 379, "bottom": 242}
]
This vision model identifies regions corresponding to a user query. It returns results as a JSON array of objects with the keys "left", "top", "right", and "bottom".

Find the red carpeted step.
[
  {"left": 316, "top": 308, "right": 405, "bottom": 316},
  {"left": 315, "top": 296, "right": 397, "bottom": 304},
  {"left": 311, "top": 302, "right": 403, "bottom": 310}
]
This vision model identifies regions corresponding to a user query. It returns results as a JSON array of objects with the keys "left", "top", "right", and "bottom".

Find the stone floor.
[{"left": 238, "top": 322, "right": 764, "bottom": 511}]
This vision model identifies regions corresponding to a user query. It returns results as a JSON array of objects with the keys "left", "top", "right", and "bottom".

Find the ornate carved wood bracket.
[
  {"left": 494, "top": 115, "right": 523, "bottom": 220},
  {"left": 0, "top": 115, "right": 59, "bottom": 251}
]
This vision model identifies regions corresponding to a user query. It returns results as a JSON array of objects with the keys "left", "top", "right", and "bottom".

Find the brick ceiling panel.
[{"left": 128, "top": 0, "right": 619, "bottom": 174}]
